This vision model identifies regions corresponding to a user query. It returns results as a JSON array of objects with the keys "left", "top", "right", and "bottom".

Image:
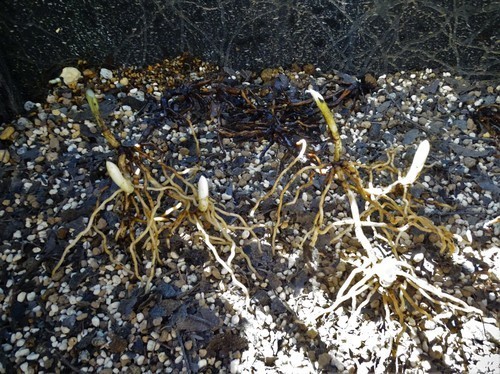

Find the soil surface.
[{"left": 0, "top": 56, "right": 499, "bottom": 373}]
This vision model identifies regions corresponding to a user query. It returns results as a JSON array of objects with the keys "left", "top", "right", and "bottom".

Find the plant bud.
[
  {"left": 106, "top": 161, "right": 134, "bottom": 194},
  {"left": 198, "top": 175, "right": 209, "bottom": 212},
  {"left": 401, "top": 140, "right": 430, "bottom": 185}
]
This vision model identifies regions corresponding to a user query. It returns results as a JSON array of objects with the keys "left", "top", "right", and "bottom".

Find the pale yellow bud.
[
  {"left": 106, "top": 161, "right": 134, "bottom": 194},
  {"left": 198, "top": 175, "right": 209, "bottom": 212}
]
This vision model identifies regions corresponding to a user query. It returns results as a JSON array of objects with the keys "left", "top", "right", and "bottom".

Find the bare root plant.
[
  {"left": 52, "top": 90, "right": 261, "bottom": 303},
  {"left": 251, "top": 88, "right": 483, "bottom": 350}
]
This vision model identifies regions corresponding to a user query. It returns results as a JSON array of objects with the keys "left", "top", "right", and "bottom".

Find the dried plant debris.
[
  {"left": 206, "top": 332, "right": 249, "bottom": 358},
  {"left": 176, "top": 307, "right": 222, "bottom": 333},
  {"left": 0, "top": 56, "right": 498, "bottom": 373}
]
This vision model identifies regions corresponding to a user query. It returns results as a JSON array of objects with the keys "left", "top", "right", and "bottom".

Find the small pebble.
[
  {"left": 15, "top": 348, "right": 30, "bottom": 358},
  {"left": 17, "top": 292, "right": 26, "bottom": 303},
  {"left": 318, "top": 352, "right": 331, "bottom": 368},
  {"left": 147, "top": 340, "right": 156, "bottom": 351},
  {"left": 230, "top": 359, "right": 241, "bottom": 374},
  {"left": 429, "top": 345, "right": 443, "bottom": 359},
  {"left": 100, "top": 68, "right": 113, "bottom": 80},
  {"left": 26, "top": 352, "right": 39, "bottom": 361},
  {"left": 231, "top": 315, "right": 240, "bottom": 325},
  {"left": 91, "top": 316, "right": 100, "bottom": 328},
  {"left": 413, "top": 252, "right": 424, "bottom": 263}
]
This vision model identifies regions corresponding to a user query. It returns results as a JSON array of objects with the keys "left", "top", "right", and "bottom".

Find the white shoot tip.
[
  {"left": 198, "top": 175, "right": 209, "bottom": 212},
  {"left": 306, "top": 88, "right": 324, "bottom": 102},
  {"left": 401, "top": 140, "right": 430, "bottom": 185},
  {"left": 106, "top": 161, "right": 134, "bottom": 194}
]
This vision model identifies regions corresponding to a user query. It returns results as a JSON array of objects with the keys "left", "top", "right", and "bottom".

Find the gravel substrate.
[{"left": 0, "top": 56, "right": 499, "bottom": 373}]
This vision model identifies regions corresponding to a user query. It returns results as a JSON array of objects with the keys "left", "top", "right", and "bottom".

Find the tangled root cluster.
[
  {"left": 53, "top": 91, "right": 261, "bottom": 303},
  {"left": 250, "top": 89, "right": 483, "bottom": 352},
  {"left": 54, "top": 88, "right": 482, "bottom": 350}
]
